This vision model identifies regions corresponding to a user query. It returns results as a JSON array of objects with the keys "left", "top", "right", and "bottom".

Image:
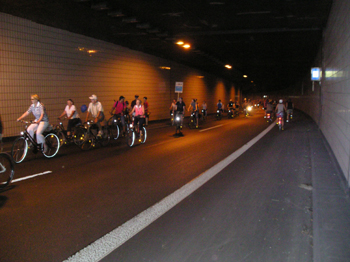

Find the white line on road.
[
  {"left": 199, "top": 124, "right": 223, "bottom": 132},
  {"left": 63, "top": 122, "right": 276, "bottom": 262},
  {"left": 11, "top": 171, "right": 52, "bottom": 183}
]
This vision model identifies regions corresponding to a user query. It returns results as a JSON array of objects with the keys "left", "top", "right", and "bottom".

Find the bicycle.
[
  {"left": 126, "top": 117, "right": 147, "bottom": 147},
  {"left": 216, "top": 109, "right": 222, "bottom": 120},
  {"left": 0, "top": 152, "right": 15, "bottom": 189},
  {"left": 107, "top": 113, "right": 126, "bottom": 140},
  {"left": 55, "top": 118, "right": 85, "bottom": 147},
  {"left": 11, "top": 120, "right": 60, "bottom": 164},
  {"left": 188, "top": 111, "right": 198, "bottom": 129},
  {"left": 81, "top": 120, "right": 111, "bottom": 150},
  {"left": 201, "top": 109, "right": 207, "bottom": 122},
  {"left": 173, "top": 111, "right": 184, "bottom": 136}
]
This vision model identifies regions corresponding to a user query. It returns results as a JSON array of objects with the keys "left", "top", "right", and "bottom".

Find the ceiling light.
[
  {"left": 176, "top": 41, "right": 184, "bottom": 45},
  {"left": 159, "top": 66, "right": 171, "bottom": 70},
  {"left": 243, "top": 75, "right": 248, "bottom": 78},
  {"left": 183, "top": 44, "right": 191, "bottom": 49},
  {"left": 225, "top": 64, "right": 232, "bottom": 69}
]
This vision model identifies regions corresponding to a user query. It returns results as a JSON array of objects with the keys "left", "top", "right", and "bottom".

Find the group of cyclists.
[
  {"left": 263, "top": 97, "right": 294, "bottom": 130},
  {"left": 16, "top": 94, "right": 150, "bottom": 152},
  {"left": 15, "top": 93, "right": 294, "bottom": 156},
  {"left": 169, "top": 97, "right": 242, "bottom": 131}
]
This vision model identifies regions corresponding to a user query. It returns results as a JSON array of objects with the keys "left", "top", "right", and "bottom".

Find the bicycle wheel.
[
  {"left": 100, "top": 126, "right": 111, "bottom": 147},
  {"left": 11, "top": 137, "right": 28, "bottom": 164},
  {"left": 81, "top": 131, "right": 94, "bottom": 150},
  {"left": 72, "top": 126, "right": 85, "bottom": 146},
  {"left": 140, "top": 127, "right": 147, "bottom": 144},
  {"left": 126, "top": 130, "right": 135, "bottom": 147},
  {"left": 0, "top": 153, "right": 15, "bottom": 189},
  {"left": 107, "top": 117, "right": 120, "bottom": 140},
  {"left": 56, "top": 130, "right": 66, "bottom": 147},
  {"left": 43, "top": 133, "right": 60, "bottom": 158}
]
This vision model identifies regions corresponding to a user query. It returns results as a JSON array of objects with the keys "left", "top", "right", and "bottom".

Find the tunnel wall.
[
  {"left": 293, "top": 0, "right": 350, "bottom": 186},
  {"left": 0, "top": 12, "right": 239, "bottom": 138}
]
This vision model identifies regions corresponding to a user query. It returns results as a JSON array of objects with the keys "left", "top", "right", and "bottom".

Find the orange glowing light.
[
  {"left": 176, "top": 41, "right": 184, "bottom": 45},
  {"left": 225, "top": 65, "right": 232, "bottom": 69},
  {"left": 183, "top": 44, "right": 191, "bottom": 49}
]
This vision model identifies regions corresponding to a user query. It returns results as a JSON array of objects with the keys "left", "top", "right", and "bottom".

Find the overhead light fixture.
[
  {"left": 183, "top": 44, "right": 191, "bottom": 49},
  {"left": 225, "top": 65, "right": 232, "bottom": 69},
  {"left": 176, "top": 41, "right": 184, "bottom": 45},
  {"left": 243, "top": 75, "right": 248, "bottom": 78},
  {"left": 159, "top": 66, "right": 171, "bottom": 70}
]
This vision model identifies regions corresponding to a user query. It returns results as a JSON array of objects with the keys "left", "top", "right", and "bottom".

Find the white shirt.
[
  {"left": 65, "top": 105, "right": 79, "bottom": 119},
  {"left": 88, "top": 101, "right": 103, "bottom": 117}
]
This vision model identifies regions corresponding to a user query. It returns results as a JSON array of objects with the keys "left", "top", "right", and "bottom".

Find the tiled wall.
[
  {"left": 295, "top": 0, "right": 350, "bottom": 185},
  {"left": 0, "top": 13, "right": 239, "bottom": 138},
  {"left": 321, "top": 0, "right": 350, "bottom": 185}
]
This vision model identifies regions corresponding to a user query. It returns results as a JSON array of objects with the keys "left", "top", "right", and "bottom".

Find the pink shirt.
[{"left": 134, "top": 105, "right": 144, "bottom": 117}]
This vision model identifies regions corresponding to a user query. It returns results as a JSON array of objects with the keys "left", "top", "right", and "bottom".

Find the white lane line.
[
  {"left": 199, "top": 124, "right": 223, "bottom": 132},
  {"left": 11, "top": 171, "right": 52, "bottom": 183},
  {"left": 64, "top": 122, "right": 276, "bottom": 262}
]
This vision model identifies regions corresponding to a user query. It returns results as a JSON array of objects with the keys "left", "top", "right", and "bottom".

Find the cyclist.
[
  {"left": 175, "top": 97, "right": 186, "bottom": 128},
  {"left": 131, "top": 95, "right": 139, "bottom": 114},
  {"left": 217, "top": 99, "right": 224, "bottom": 114},
  {"left": 227, "top": 99, "right": 234, "bottom": 110},
  {"left": 188, "top": 98, "right": 199, "bottom": 128},
  {"left": 201, "top": 101, "right": 207, "bottom": 119},
  {"left": 227, "top": 99, "right": 235, "bottom": 116},
  {"left": 275, "top": 99, "right": 287, "bottom": 130},
  {"left": 266, "top": 100, "right": 274, "bottom": 120},
  {"left": 110, "top": 96, "right": 127, "bottom": 136},
  {"left": 286, "top": 98, "right": 294, "bottom": 122},
  {"left": 85, "top": 94, "right": 105, "bottom": 136},
  {"left": 17, "top": 94, "right": 49, "bottom": 152},
  {"left": 129, "top": 98, "right": 145, "bottom": 136},
  {"left": 143, "top": 97, "right": 149, "bottom": 126},
  {"left": 58, "top": 99, "right": 82, "bottom": 138}
]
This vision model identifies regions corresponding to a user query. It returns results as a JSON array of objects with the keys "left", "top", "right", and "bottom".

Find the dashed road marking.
[
  {"left": 199, "top": 124, "right": 224, "bottom": 132},
  {"left": 11, "top": 171, "right": 52, "bottom": 183}
]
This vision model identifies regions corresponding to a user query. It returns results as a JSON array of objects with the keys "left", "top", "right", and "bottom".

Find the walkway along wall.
[
  {"left": 293, "top": 0, "right": 350, "bottom": 187},
  {"left": 0, "top": 12, "right": 239, "bottom": 138}
]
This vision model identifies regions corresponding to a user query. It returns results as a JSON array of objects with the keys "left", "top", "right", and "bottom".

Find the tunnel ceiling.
[{"left": 0, "top": 0, "right": 333, "bottom": 93}]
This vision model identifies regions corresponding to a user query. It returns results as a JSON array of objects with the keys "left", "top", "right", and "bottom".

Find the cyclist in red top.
[{"left": 110, "top": 96, "right": 127, "bottom": 135}]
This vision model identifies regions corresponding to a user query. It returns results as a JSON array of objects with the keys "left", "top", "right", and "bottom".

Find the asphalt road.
[
  {"left": 0, "top": 109, "right": 271, "bottom": 262},
  {"left": 102, "top": 110, "right": 314, "bottom": 262}
]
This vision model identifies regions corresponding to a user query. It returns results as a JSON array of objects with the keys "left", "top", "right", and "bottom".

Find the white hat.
[{"left": 89, "top": 94, "right": 97, "bottom": 100}]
